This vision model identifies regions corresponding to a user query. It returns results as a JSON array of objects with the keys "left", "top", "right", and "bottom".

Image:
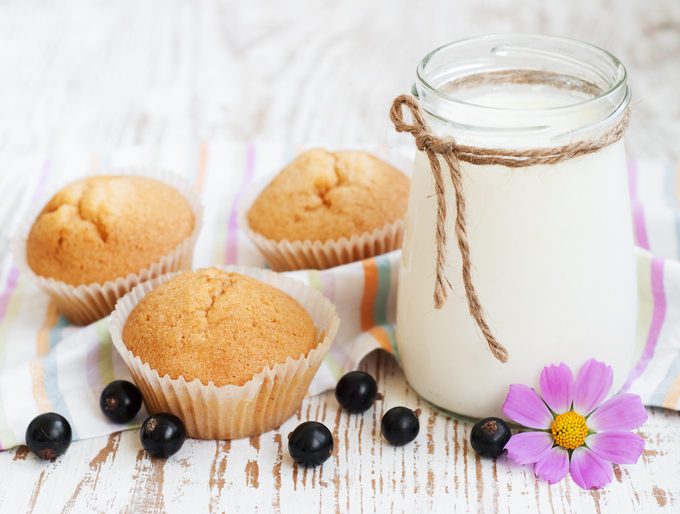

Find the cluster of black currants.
[
  {"left": 24, "top": 380, "right": 187, "bottom": 461},
  {"left": 287, "top": 371, "right": 421, "bottom": 468},
  {"left": 99, "top": 380, "right": 186, "bottom": 458}
]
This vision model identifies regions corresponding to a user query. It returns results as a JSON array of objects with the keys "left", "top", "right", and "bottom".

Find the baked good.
[
  {"left": 12, "top": 170, "right": 203, "bottom": 325},
  {"left": 122, "top": 268, "right": 318, "bottom": 387},
  {"left": 240, "top": 149, "right": 410, "bottom": 271},
  {"left": 26, "top": 175, "right": 195, "bottom": 286},
  {"left": 110, "top": 265, "right": 340, "bottom": 440},
  {"left": 247, "top": 149, "right": 410, "bottom": 242}
]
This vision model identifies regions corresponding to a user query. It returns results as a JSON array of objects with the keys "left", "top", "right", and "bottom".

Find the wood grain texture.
[{"left": 1, "top": 0, "right": 679, "bottom": 512}]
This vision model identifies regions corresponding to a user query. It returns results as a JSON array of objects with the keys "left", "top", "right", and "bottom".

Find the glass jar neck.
[{"left": 412, "top": 35, "right": 630, "bottom": 149}]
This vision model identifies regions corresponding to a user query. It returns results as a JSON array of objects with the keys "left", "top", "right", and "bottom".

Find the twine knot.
[
  {"left": 390, "top": 93, "right": 630, "bottom": 364},
  {"left": 390, "top": 95, "right": 457, "bottom": 154}
]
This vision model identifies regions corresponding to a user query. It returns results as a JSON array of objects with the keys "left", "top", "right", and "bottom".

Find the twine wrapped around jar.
[{"left": 390, "top": 93, "right": 630, "bottom": 363}]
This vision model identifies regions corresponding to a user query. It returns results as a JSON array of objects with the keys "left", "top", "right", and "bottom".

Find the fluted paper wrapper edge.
[
  {"left": 239, "top": 202, "right": 404, "bottom": 271},
  {"left": 109, "top": 265, "right": 340, "bottom": 440},
  {"left": 10, "top": 167, "right": 204, "bottom": 325}
]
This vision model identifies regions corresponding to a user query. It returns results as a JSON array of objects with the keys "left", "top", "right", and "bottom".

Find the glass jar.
[{"left": 396, "top": 35, "right": 636, "bottom": 422}]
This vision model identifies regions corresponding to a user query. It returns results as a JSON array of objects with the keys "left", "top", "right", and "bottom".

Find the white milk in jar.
[{"left": 395, "top": 36, "right": 636, "bottom": 421}]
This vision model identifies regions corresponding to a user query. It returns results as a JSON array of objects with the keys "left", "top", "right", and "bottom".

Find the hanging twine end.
[{"left": 492, "top": 345, "right": 509, "bottom": 364}]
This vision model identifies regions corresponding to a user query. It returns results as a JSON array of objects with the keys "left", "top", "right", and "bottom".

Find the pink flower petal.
[
  {"left": 586, "top": 431, "right": 645, "bottom": 465},
  {"left": 569, "top": 447, "right": 614, "bottom": 490},
  {"left": 534, "top": 446, "right": 570, "bottom": 484},
  {"left": 573, "top": 359, "right": 613, "bottom": 416},
  {"left": 587, "top": 393, "right": 648, "bottom": 431},
  {"left": 504, "top": 431, "right": 554, "bottom": 465},
  {"left": 539, "top": 362, "right": 574, "bottom": 414},
  {"left": 503, "top": 384, "right": 554, "bottom": 429}
]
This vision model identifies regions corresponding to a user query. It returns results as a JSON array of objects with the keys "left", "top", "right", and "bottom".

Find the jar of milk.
[{"left": 395, "top": 35, "right": 636, "bottom": 422}]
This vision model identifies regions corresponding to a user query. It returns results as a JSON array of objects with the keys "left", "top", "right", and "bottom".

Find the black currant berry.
[
  {"left": 381, "top": 406, "right": 420, "bottom": 446},
  {"left": 287, "top": 421, "right": 334, "bottom": 467},
  {"left": 25, "top": 412, "right": 72, "bottom": 461},
  {"left": 140, "top": 413, "right": 186, "bottom": 458},
  {"left": 335, "top": 371, "right": 380, "bottom": 413},
  {"left": 470, "top": 417, "right": 511, "bottom": 458},
  {"left": 99, "top": 380, "right": 143, "bottom": 424}
]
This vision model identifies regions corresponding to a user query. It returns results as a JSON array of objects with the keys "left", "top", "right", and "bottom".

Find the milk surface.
[
  {"left": 396, "top": 88, "right": 637, "bottom": 420},
  {"left": 456, "top": 84, "right": 589, "bottom": 109}
]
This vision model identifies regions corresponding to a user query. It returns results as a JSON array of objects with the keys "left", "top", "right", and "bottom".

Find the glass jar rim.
[{"left": 412, "top": 34, "right": 630, "bottom": 143}]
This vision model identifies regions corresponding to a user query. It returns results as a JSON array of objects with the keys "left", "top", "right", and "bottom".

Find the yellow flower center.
[{"left": 551, "top": 411, "right": 588, "bottom": 450}]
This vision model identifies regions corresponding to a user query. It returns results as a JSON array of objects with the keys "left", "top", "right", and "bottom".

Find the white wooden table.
[{"left": 1, "top": 1, "right": 679, "bottom": 512}]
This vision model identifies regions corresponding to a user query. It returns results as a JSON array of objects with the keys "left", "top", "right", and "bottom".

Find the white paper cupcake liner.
[
  {"left": 10, "top": 168, "right": 204, "bottom": 325},
  {"left": 239, "top": 207, "right": 405, "bottom": 271},
  {"left": 109, "top": 265, "right": 340, "bottom": 440},
  {"left": 237, "top": 148, "right": 411, "bottom": 271}
]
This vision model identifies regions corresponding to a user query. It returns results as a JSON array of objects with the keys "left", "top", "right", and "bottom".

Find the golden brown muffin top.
[
  {"left": 247, "top": 149, "right": 410, "bottom": 242},
  {"left": 26, "top": 175, "right": 195, "bottom": 286},
  {"left": 122, "top": 268, "right": 318, "bottom": 388}
]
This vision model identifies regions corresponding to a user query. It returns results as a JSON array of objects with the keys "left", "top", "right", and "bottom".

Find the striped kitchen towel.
[
  {"left": 623, "top": 160, "right": 680, "bottom": 407},
  {"left": 0, "top": 142, "right": 678, "bottom": 449}
]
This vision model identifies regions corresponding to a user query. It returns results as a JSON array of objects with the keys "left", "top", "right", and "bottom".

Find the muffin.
[
  {"left": 12, "top": 170, "right": 203, "bottom": 325},
  {"left": 240, "top": 149, "right": 410, "bottom": 271},
  {"left": 110, "top": 266, "right": 340, "bottom": 440},
  {"left": 26, "top": 175, "right": 195, "bottom": 285},
  {"left": 122, "top": 268, "right": 317, "bottom": 387}
]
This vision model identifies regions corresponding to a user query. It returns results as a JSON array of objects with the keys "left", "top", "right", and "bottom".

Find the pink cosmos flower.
[{"left": 502, "top": 358, "right": 647, "bottom": 490}]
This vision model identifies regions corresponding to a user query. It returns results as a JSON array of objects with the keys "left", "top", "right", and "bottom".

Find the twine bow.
[{"left": 390, "top": 94, "right": 630, "bottom": 364}]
